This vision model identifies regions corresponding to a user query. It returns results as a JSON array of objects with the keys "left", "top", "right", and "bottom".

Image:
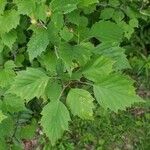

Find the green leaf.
[
  {"left": 51, "top": 12, "right": 64, "bottom": 30},
  {"left": 91, "top": 21, "right": 123, "bottom": 42},
  {"left": 82, "top": 56, "right": 114, "bottom": 82},
  {"left": 0, "top": 0, "right": 7, "bottom": 15},
  {"left": 2, "top": 94, "right": 25, "bottom": 112},
  {"left": 94, "top": 42, "right": 131, "bottom": 70},
  {"left": 9, "top": 68, "right": 49, "bottom": 101},
  {"left": 112, "top": 10, "right": 125, "bottom": 22},
  {"left": 41, "top": 101, "right": 71, "bottom": 145},
  {"left": 50, "top": 0, "right": 79, "bottom": 14},
  {"left": 27, "top": 28, "right": 49, "bottom": 61},
  {"left": 0, "top": 117, "right": 14, "bottom": 136},
  {"left": 59, "top": 43, "right": 91, "bottom": 75},
  {"left": 0, "top": 10, "right": 20, "bottom": 34},
  {"left": 0, "top": 111, "right": 7, "bottom": 123},
  {"left": 67, "top": 88, "right": 94, "bottom": 119},
  {"left": 39, "top": 51, "right": 57, "bottom": 75},
  {"left": 0, "top": 62, "right": 16, "bottom": 88},
  {"left": 109, "top": 0, "right": 120, "bottom": 7},
  {"left": 4, "top": 60, "right": 16, "bottom": 69},
  {"left": 0, "top": 138, "right": 7, "bottom": 150},
  {"left": 45, "top": 80, "right": 62, "bottom": 101},
  {"left": 93, "top": 74, "right": 143, "bottom": 112},
  {"left": 129, "top": 18, "right": 138, "bottom": 28},
  {"left": 60, "top": 27, "right": 73, "bottom": 42},
  {"left": 47, "top": 22, "right": 61, "bottom": 45},
  {"left": 19, "top": 120, "right": 37, "bottom": 139},
  {"left": 79, "top": 0, "right": 98, "bottom": 7},
  {"left": 0, "top": 40, "right": 4, "bottom": 53},
  {"left": 100, "top": 8, "right": 115, "bottom": 20},
  {"left": 15, "top": 0, "right": 36, "bottom": 15},
  {"left": 1, "top": 30, "right": 17, "bottom": 49},
  {"left": 34, "top": 3, "right": 47, "bottom": 22},
  {"left": 118, "top": 21, "right": 136, "bottom": 39}
]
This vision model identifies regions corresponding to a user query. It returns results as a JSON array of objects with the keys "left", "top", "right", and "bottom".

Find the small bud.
[
  {"left": 69, "top": 28, "right": 74, "bottom": 33},
  {"left": 46, "top": 10, "right": 52, "bottom": 17},
  {"left": 31, "top": 18, "right": 37, "bottom": 25}
]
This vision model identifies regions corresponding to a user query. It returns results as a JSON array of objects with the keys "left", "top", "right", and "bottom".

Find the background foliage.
[{"left": 0, "top": 0, "right": 149, "bottom": 149}]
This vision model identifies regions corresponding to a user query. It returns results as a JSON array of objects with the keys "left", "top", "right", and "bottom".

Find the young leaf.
[
  {"left": 41, "top": 101, "right": 71, "bottom": 145},
  {"left": 93, "top": 74, "right": 143, "bottom": 112},
  {"left": 60, "top": 27, "right": 73, "bottom": 42},
  {"left": 9, "top": 68, "right": 49, "bottom": 101},
  {"left": 100, "top": 8, "right": 115, "bottom": 20},
  {"left": 27, "top": 28, "right": 49, "bottom": 61},
  {"left": 67, "top": 88, "right": 95, "bottom": 119}
]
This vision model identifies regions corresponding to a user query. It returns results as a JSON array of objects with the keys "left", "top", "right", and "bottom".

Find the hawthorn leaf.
[
  {"left": 94, "top": 42, "right": 131, "bottom": 70},
  {"left": 0, "top": 10, "right": 20, "bottom": 34},
  {"left": 0, "top": 0, "right": 7, "bottom": 15},
  {"left": 4, "top": 60, "right": 16, "bottom": 69},
  {"left": 50, "top": 0, "right": 79, "bottom": 14},
  {"left": 1, "top": 30, "right": 17, "bottom": 49},
  {"left": 39, "top": 51, "right": 57, "bottom": 75},
  {"left": 20, "top": 120, "right": 37, "bottom": 140},
  {"left": 51, "top": 12, "right": 64, "bottom": 30},
  {"left": 67, "top": 88, "right": 95, "bottom": 119},
  {"left": 58, "top": 43, "right": 74, "bottom": 75},
  {"left": 60, "top": 27, "right": 73, "bottom": 42},
  {"left": 45, "top": 80, "right": 62, "bottom": 101},
  {"left": 41, "top": 101, "right": 71, "bottom": 145},
  {"left": 112, "top": 10, "right": 125, "bottom": 22},
  {"left": 34, "top": 3, "right": 47, "bottom": 22},
  {"left": 59, "top": 43, "right": 91, "bottom": 75},
  {"left": 91, "top": 21, "right": 123, "bottom": 42},
  {"left": 79, "top": 0, "right": 98, "bottom": 7},
  {"left": 0, "top": 138, "right": 7, "bottom": 150},
  {"left": 15, "top": 0, "right": 36, "bottom": 15},
  {"left": 9, "top": 68, "right": 49, "bottom": 101},
  {"left": 47, "top": 22, "right": 61, "bottom": 45},
  {"left": 66, "top": 11, "right": 88, "bottom": 27},
  {"left": 94, "top": 74, "right": 143, "bottom": 112},
  {"left": 27, "top": 28, "right": 49, "bottom": 61},
  {"left": 100, "top": 8, "right": 115, "bottom": 20},
  {"left": 109, "top": 0, "right": 120, "bottom": 7},
  {"left": 129, "top": 18, "right": 138, "bottom": 28},
  {"left": 82, "top": 56, "right": 114, "bottom": 82},
  {"left": 0, "top": 62, "right": 16, "bottom": 88},
  {"left": 2, "top": 94, "right": 25, "bottom": 113},
  {"left": 0, "top": 117, "right": 14, "bottom": 137}
]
